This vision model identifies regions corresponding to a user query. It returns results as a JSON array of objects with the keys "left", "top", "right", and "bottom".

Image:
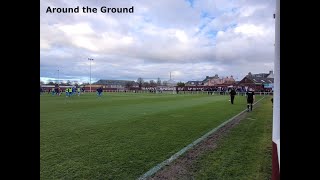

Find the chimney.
[{"left": 269, "top": 70, "right": 273, "bottom": 75}]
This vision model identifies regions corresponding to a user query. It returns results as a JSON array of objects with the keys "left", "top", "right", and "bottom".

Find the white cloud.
[
  {"left": 234, "top": 24, "right": 266, "bottom": 36},
  {"left": 57, "top": 23, "right": 95, "bottom": 35}
]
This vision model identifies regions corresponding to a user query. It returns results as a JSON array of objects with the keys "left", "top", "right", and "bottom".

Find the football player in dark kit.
[
  {"left": 229, "top": 88, "right": 236, "bottom": 104},
  {"left": 246, "top": 88, "right": 255, "bottom": 112},
  {"left": 96, "top": 86, "right": 103, "bottom": 97}
]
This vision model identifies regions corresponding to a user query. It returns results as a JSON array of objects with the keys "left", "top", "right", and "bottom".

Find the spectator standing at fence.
[
  {"left": 77, "top": 87, "right": 81, "bottom": 96},
  {"left": 246, "top": 88, "right": 255, "bottom": 112},
  {"left": 229, "top": 88, "right": 236, "bottom": 104},
  {"left": 51, "top": 88, "right": 55, "bottom": 96},
  {"left": 68, "top": 87, "right": 72, "bottom": 97}
]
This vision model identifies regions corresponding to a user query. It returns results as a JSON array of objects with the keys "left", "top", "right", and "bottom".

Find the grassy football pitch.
[
  {"left": 193, "top": 96, "right": 272, "bottom": 179},
  {"left": 40, "top": 92, "right": 265, "bottom": 179}
]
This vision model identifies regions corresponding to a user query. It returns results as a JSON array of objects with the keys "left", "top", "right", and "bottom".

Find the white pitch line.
[{"left": 137, "top": 96, "right": 265, "bottom": 180}]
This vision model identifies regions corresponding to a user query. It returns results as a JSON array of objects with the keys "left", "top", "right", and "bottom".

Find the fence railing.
[{"left": 80, "top": 90, "right": 273, "bottom": 96}]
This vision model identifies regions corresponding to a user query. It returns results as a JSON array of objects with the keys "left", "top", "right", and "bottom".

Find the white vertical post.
[
  {"left": 88, "top": 58, "right": 94, "bottom": 92},
  {"left": 58, "top": 69, "right": 59, "bottom": 85},
  {"left": 272, "top": 0, "right": 280, "bottom": 179}
]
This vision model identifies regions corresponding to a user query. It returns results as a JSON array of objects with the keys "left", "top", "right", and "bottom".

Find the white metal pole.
[
  {"left": 88, "top": 58, "right": 94, "bottom": 92},
  {"left": 89, "top": 59, "right": 91, "bottom": 92},
  {"left": 58, "top": 69, "right": 59, "bottom": 85},
  {"left": 272, "top": 0, "right": 280, "bottom": 178},
  {"left": 274, "top": 0, "right": 280, "bottom": 164}
]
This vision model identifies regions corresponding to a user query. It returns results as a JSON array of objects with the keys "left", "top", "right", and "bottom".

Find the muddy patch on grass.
[{"left": 147, "top": 102, "right": 262, "bottom": 180}]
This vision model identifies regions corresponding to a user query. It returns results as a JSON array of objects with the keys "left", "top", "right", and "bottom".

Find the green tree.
[
  {"left": 47, "top": 81, "right": 55, "bottom": 85},
  {"left": 177, "top": 82, "right": 185, "bottom": 87}
]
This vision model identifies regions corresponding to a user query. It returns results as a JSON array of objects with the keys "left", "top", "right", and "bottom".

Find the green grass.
[
  {"left": 40, "top": 92, "right": 265, "bottom": 179},
  {"left": 193, "top": 97, "right": 272, "bottom": 180}
]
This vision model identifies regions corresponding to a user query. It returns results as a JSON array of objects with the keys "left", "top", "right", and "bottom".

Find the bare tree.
[
  {"left": 149, "top": 80, "right": 156, "bottom": 87},
  {"left": 125, "top": 81, "right": 134, "bottom": 89},
  {"left": 162, "top": 81, "right": 168, "bottom": 86},
  {"left": 157, "top": 78, "right": 161, "bottom": 86},
  {"left": 137, "top": 77, "right": 144, "bottom": 89},
  {"left": 143, "top": 82, "right": 150, "bottom": 88}
]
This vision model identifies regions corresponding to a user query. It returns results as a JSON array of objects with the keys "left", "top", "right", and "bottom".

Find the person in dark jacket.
[
  {"left": 229, "top": 88, "right": 236, "bottom": 104},
  {"left": 96, "top": 87, "right": 103, "bottom": 97},
  {"left": 246, "top": 88, "right": 255, "bottom": 112}
]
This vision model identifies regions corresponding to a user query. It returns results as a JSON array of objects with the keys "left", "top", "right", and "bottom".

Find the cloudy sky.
[{"left": 40, "top": 0, "right": 275, "bottom": 84}]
